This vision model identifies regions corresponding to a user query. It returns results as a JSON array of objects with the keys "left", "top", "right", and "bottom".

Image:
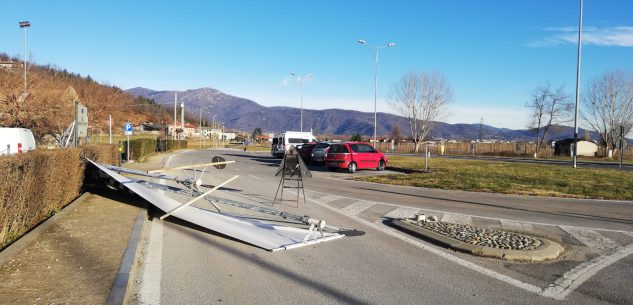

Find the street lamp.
[
  {"left": 572, "top": 0, "right": 583, "bottom": 168},
  {"left": 357, "top": 39, "right": 396, "bottom": 144},
  {"left": 289, "top": 72, "right": 313, "bottom": 132},
  {"left": 18, "top": 21, "right": 31, "bottom": 95}
]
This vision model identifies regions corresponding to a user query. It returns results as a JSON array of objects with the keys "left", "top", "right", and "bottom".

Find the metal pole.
[
  {"left": 23, "top": 26, "right": 27, "bottom": 94},
  {"left": 572, "top": 0, "right": 583, "bottom": 168},
  {"left": 620, "top": 125, "right": 625, "bottom": 171},
  {"left": 300, "top": 78, "right": 303, "bottom": 132},
  {"left": 109, "top": 115, "right": 112, "bottom": 144},
  {"left": 127, "top": 134, "right": 130, "bottom": 162},
  {"left": 173, "top": 92, "right": 177, "bottom": 140},
  {"left": 374, "top": 47, "right": 379, "bottom": 145}
]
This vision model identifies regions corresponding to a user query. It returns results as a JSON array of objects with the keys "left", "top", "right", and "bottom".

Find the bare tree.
[
  {"left": 582, "top": 70, "right": 633, "bottom": 155},
  {"left": 525, "top": 82, "right": 572, "bottom": 156},
  {"left": 388, "top": 72, "right": 452, "bottom": 152}
]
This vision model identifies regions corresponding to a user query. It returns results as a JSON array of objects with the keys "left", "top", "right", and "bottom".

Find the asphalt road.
[{"left": 131, "top": 149, "right": 633, "bottom": 305}]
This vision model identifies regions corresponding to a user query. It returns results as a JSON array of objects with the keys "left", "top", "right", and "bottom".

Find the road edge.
[{"left": 106, "top": 209, "right": 149, "bottom": 305}]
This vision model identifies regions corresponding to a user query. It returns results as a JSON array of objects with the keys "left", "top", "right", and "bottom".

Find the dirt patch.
[{"left": 0, "top": 192, "right": 141, "bottom": 305}]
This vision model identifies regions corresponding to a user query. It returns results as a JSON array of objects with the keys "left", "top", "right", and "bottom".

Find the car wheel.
[
  {"left": 377, "top": 160, "right": 385, "bottom": 171},
  {"left": 347, "top": 162, "right": 357, "bottom": 174}
]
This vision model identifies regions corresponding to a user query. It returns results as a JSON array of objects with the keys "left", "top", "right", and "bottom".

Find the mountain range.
[{"left": 126, "top": 87, "right": 595, "bottom": 142}]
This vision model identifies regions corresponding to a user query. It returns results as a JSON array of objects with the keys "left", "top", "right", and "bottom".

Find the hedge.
[
  {"left": 0, "top": 144, "right": 118, "bottom": 250},
  {"left": 121, "top": 139, "right": 187, "bottom": 161}
]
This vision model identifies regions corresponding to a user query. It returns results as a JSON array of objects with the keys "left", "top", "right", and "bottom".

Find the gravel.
[{"left": 413, "top": 221, "right": 543, "bottom": 250}]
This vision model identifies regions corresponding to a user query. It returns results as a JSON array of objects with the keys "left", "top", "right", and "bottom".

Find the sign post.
[{"left": 125, "top": 123, "right": 133, "bottom": 162}]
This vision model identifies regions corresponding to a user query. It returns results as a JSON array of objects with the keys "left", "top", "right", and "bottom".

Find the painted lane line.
[
  {"left": 542, "top": 243, "right": 633, "bottom": 300},
  {"left": 309, "top": 196, "right": 545, "bottom": 296},
  {"left": 341, "top": 200, "right": 375, "bottom": 216},
  {"left": 139, "top": 219, "right": 163, "bottom": 305},
  {"left": 441, "top": 213, "right": 473, "bottom": 225},
  {"left": 138, "top": 152, "right": 177, "bottom": 305},
  {"left": 304, "top": 190, "right": 633, "bottom": 233},
  {"left": 381, "top": 206, "right": 421, "bottom": 221},
  {"left": 559, "top": 226, "right": 618, "bottom": 250},
  {"left": 500, "top": 219, "right": 534, "bottom": 232}
]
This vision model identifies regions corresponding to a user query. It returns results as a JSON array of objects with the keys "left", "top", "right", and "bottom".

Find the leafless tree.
[
  {"left": 525, "top": 82, "right": 572, "bottom": 156},
  {"left": 388, "top": 72, "right": 452, "bottom": 152},
  {"left": 582, "top": 70, "right": 633, "bottom": 155}
]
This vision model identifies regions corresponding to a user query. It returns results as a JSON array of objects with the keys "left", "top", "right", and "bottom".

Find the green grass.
[{"left": 357, "top": 156, "right": 633, "bottom": 200}]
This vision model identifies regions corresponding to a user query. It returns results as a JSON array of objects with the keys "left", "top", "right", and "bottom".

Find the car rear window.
[
  {"left": 316, "top": 143, "right": 330, "bottom": 148},
  {"left": 329, "top": 144, "right": 349, "bottom": 154}
]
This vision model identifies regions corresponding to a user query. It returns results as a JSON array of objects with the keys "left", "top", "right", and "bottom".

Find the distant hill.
[{"left": 126, "top": 86, "right": 597, "bottom": 142}]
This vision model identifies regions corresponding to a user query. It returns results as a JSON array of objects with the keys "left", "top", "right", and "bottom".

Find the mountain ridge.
[{"left": 125, "top": 86, "right": 595, "bottom": 142}]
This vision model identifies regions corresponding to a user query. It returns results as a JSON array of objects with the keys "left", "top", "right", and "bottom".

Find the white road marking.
[
  {"left": 138, "top": 153, "right": 177, "bottom": 305},
  {"left": 317, "top": 194, "right": 340, "bottom": 204},
  {"left": 381, "top": 206, "right": 421, "bottom": 220},
  {"left": 441, "top": 213, "right": 473, "bottom": 225},
  {"left": 341, "top": 200, "right": 375, "bottom": 216},
  {"left": 542, "top": 243, "right": 633, "bottom": 300},
  {"left": 307, "top": 189, "right": 633, "bottom": 300},
  {"left": 500, "top": 219, "right": 534, "bottom": 232},
  {"left": 308, "top": 197, "right": 544, "bottom": 296},
  {"left": 139, "top": 219, "right": 163, "bottom": 305},
  {"left": 248, "top": 174, "right": 262, "bottom": 180},
  {"left": 304, "top": 190, "right": 633, "bottom": 233},
  {"left": 559, "top": 226, "right": 618, "bottom": 250}
]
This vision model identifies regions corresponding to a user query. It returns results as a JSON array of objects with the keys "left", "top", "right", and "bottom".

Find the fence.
[{"left": 373, "top": 141, "right": 633, "bottom": 160}]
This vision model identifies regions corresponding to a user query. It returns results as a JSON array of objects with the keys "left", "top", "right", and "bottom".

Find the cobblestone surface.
[{"left": 416, "top": 221, "right": 542, "bottom": 250}]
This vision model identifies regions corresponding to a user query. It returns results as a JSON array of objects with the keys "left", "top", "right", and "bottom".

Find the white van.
[
  {"left": 0, "top": 128, "right": 36, "bottom": 155},
  {"left": 271, "top": 131, "right": 317, "bottom": 158}
]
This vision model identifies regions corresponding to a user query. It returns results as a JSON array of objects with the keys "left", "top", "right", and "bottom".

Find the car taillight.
[
  {"left": 17, "top": 143, "right": 23, "bottom": 154},
  {"left": 325, "top": 147, "right": 330, "bottom": 157}
]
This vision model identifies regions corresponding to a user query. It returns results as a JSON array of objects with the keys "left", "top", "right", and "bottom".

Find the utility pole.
[
  {"left": 173, "top": 92, "right": 177, "bottom": 140},
  {"left": 572, "top": 0, "right": 583, "bottom": 168},
  {"left": 109, "top": 115, "right": 112, "bottom": 144},
  {"left": 180, "top": 102, "right": 185, "bottom": 140},
  {"left": 18, "top": 21, "right": 31, "bottom": 95}
]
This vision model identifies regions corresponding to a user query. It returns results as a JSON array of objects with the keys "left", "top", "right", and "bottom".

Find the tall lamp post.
[
  {"left": 289, "top": 72, "right": 313, "bottom": 132},
  {"left": 572, "top": 0, "right": 583, "bottom": 168},
  {"left": 357, "top": 39, "right": 395, "bottom": 144},
  {"left": 18, "top": 21, "right": 31, "bottom": 95}
]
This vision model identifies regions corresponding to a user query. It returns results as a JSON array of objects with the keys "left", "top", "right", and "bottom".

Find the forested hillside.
[{"left": 0, "top": 53, "right": 175, "bottom": 142}]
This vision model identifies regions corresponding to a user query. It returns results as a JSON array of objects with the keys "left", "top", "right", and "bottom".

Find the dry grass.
[{"left": 357, "top": 155, "right": 633, "bottom": 200}]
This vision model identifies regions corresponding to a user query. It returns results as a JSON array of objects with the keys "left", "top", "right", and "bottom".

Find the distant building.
[
  {"left": 554, "top": 139, "right": 598, "bottom": 157},
  {"left": 0, "top": 61, "right": 22, "bottom": 71}
]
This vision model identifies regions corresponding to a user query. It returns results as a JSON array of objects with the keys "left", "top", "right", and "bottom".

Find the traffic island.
[{"left": 391, "top": 219, "right": 563, "bottom": 262}]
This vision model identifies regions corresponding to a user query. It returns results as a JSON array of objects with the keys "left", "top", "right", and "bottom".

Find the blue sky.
[{"left": 2, "top": 1, "right": 632, "bottom": 129}]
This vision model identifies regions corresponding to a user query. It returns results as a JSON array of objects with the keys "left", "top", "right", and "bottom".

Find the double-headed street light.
[
  {"left": 289, "top": 72, "right": 313, "bottom": 132},
  {"left": 18, "top": 21, "right": 31, "bottom": 95},
  {"left": 357, "top": 39, "right": 396, "bottom": 144}
]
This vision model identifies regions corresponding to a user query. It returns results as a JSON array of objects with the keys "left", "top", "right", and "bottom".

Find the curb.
[
  {"left": 391, "top": 219, "right": 564, "bottom": 262},
  {"left": 106, "top": 209, "right": 149, "bottom": 305},
  {"left": 0, "top": 192, "right": 91, "bottom": 267}
]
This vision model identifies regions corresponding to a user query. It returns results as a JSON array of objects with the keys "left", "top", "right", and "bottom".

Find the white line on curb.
[{"left": 542, "top": 243, "right": 633, "bottom": 300}]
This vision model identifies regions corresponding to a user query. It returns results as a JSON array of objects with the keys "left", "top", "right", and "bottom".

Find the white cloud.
[{"left": 529, "top": 26, "right": 633, "bottom": 47}]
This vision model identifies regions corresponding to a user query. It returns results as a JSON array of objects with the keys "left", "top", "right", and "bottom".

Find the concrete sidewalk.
[{"left": 0, "top": 189, "right": 145, "bottom": 305}]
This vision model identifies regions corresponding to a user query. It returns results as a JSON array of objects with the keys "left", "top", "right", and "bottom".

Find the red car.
[{"left": 325, "top": 142, "right": 387, "bottom": 173}]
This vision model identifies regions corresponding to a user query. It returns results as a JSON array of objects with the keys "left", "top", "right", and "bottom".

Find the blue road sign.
[{"left": 125, "top": 123, "right": 133, "bottom": 135}]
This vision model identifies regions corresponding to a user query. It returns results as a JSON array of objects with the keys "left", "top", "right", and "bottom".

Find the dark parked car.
[
  {"left": 298, "top": 142, "right": 318, "bottom": 163},
  {"left": 325, "top": 142, "right": 387, "bottom": 173},
  {"left": 311, "top": 142, "right": 336, "bottom": 163}
]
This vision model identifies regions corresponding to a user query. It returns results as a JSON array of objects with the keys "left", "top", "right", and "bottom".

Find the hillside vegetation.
[{"left": 0, "top": 53, "right": 174, "bottom": 142}]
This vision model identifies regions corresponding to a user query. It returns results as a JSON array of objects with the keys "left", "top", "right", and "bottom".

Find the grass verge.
[{"left": 356, "top": 156, "right": 633, "bottom": 200}]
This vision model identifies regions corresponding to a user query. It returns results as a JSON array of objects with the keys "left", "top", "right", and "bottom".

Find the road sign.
[{"left": 124, "top": 123, "right": 133, "bottom": 135}]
